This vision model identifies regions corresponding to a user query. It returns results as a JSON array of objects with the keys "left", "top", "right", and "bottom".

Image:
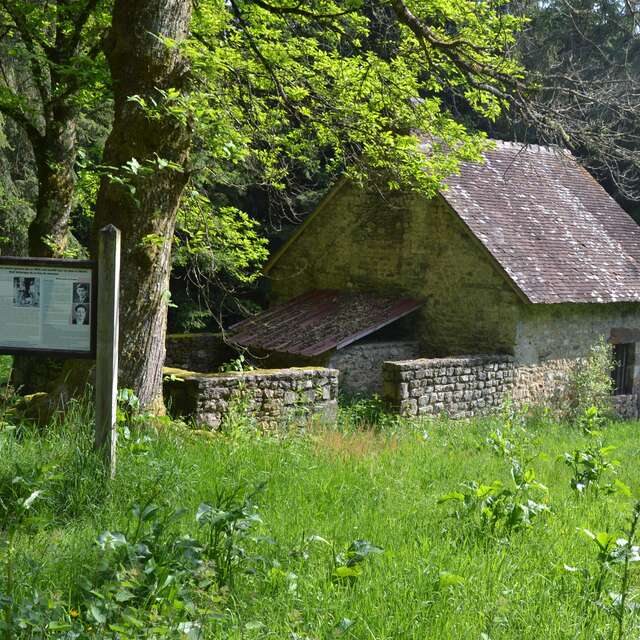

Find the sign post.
[
  {"left": 0, "top": 225, "right": 121, "bottom": 476},
  {"left": 94, "top": 225, "right": 121, "bottom": 477}
]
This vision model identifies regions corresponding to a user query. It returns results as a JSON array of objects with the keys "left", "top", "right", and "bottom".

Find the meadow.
[{"left": 0, "top": 359, "right": 639, "bottom": 639}]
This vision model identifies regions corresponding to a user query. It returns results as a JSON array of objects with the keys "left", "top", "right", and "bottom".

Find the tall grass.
[
  {"left": 0, "top": 396, "right": 639, "bottom": 638},
  {"left": 0, "top": 356, "right": 11, "bottom": 387}
]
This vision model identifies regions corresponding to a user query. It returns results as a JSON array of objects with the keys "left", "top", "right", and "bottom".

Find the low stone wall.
[
  {"left": 383, "top": 355, "right": 514, "bottom": 418},
  {"left": 164, "top": 366, "right": 338, "bottom": 429},
  {"left": 328, "top": 340, "right": 420, "bottom": 395},
  {"left": 612, "top": 394, "right": 639, "bottom": 421},
  {"left": 383, "top": 354, "right": 639, "bottom": 419},
  {"left": 511, "top": 359, "right": 574, "bottom": 406},
  {"left": 165, "top": 333, "right": 236, "bottom": 372}
]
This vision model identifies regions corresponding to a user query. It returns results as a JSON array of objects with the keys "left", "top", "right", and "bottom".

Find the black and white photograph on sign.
[
  {"left": 72, "top": 303, "right": 90, "bottom": 326},
  {"left": 72, "top": 282, "right": 90, "bottom": 303},
  {"left": 13, "top": 277, "right": 40, "bottom": 307}
]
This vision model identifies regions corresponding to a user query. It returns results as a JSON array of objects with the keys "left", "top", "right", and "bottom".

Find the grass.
[
  {"left": 1, "top": 399, "right": 640, "bottom": 638},
  {"left": 0, "top": 356, "right": 11, "bottom": 387}
]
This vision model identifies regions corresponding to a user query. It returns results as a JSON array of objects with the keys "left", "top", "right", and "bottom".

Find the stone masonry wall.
[
  {"left": 328, "top": 340, "right": 420, "bottom": 395},
  {"left": 165, "top": 333, "right": 236, "bottom": 372},
  {"left": 515, "top": 303, "right": 640, "bottom": 364},
  {"left": 383, "top": 355, "right": 514, "bottom": 418},
  {"left": 511, "top": 359, "right": 574, "bottom": 406},
  {"left": 383, "top": 355, "right": 639, "bottom": 419},
  {"left": 164, "top": 366, "right": 338, "bottom": 429}
]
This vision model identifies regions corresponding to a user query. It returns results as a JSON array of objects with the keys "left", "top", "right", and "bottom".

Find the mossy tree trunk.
[
  {"left": 29, "top": 97, "right": 77, "bottom": 257},
  {"left": 93, "top": 0, "right": 192, "bottom": 411}
]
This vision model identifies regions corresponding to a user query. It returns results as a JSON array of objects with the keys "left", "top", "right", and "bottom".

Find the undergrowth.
[{"left": 0, "top": 390, "right": 639, "bottom": 639}]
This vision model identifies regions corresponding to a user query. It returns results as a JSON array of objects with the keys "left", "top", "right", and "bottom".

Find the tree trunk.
[
  {"left": 29, "top": 98, "right": 77, "bottom": 257},
  {"left": 12, "top": 89, "right": 78, "bottom": 393},
  {"left": 93, "top": 0, "right": 192, "bottom": 411}
]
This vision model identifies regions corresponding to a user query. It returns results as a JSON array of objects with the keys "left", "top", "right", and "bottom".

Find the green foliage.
[
  {"left": 562, "top": 443, "right": 623, "bottom": 496},
  {"left": 438, "top": 458, "right": 549, "bottom": 536},
  {"left": 218, "top": 354, "right": 255, "bottom": 373},
  {"left": 172, "top": 304, "right": 213, "bottom": 333},
  {"left": 332, "top": 539, "right": 383, "bottom": 582},
  {"left": 566, "top": 502, "right": 640, "bottom": 639},
  {"left": 196, "top": 482, "right": 264, "bottom": 587},
  {"left": 0, "top": 358, "right": 11, "bottom": 388},
  {"left": 175, "top": 191, "right": 269, "bottom": 284},
  {"left": 219, "top": 385, "right": 260, "bottom": 438},
  {"left": 337, "top": 394, "right": 406, "bottom": 432},
  {"left": 185, "top": 0, "right": 524, "bottom": 201},
  {"left": 564, "top": 339, "right": 615, "bottom": 424},
  {"left": 4, "top": 401, "right": 640, "bottom": 638},
  {"left": 485, "top": 399, "right": 536, "bottom": 460}
]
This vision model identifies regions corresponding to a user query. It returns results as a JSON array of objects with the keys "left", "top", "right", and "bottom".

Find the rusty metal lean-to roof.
[
  {"left": 432, "top": 139, "right": 640, "bottom": 304},
  {"left": 229, "top": 290, "right": 423, "bottom": 357}
]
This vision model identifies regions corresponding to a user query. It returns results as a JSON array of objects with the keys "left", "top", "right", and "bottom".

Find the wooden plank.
[{"left": 94, "top": 225, "right": 121, "bottom": 478}]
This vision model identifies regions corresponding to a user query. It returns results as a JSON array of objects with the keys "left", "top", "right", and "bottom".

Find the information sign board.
[{"left": 0, "top": 257, "right": 97, "bottom": 357}]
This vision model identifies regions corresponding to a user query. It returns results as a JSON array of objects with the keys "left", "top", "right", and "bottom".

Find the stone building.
[{"left": 230, "top": 140, "right": 640, "bottom": 411}]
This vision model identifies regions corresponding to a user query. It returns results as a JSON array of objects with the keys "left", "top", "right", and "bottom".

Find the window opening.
[{"left": 612, "top": 343, "right": 635, "bottom": 395}]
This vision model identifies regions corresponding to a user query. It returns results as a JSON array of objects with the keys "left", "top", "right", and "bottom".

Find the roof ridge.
[{"left": 490, "top": 138, "right": 571, "bottom": 156}]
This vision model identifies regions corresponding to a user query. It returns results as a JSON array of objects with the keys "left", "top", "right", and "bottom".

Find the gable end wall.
[{"left": 268, "top": 181, "right": 522, "bottom": 355}]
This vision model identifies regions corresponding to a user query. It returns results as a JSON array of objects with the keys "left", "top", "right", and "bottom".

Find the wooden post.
[{"left": 95, "top": 224, "right": 121, "bottom": 477}]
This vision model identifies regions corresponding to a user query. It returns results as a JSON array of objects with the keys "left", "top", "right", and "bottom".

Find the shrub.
[{"left": 563, "top": 338, "right": 614, "bottom": 425}]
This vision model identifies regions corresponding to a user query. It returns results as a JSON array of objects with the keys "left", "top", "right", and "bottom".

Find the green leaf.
[
  {"left": 115, "top": 589, "right": 135, "bottom": 602},
  {"left": 614, "top": 479, "right": 632, "bottom": 497},
  {"left": 437, "top": 491, "right": 465, "bottom": 503},
  {"left": 122, "top": 613, "right": 145, "bottom": 628},
  {"left": 333, "top": 565, "right": 362, "bottom": 578},
  {"left": 439, "top": 571, "right": 465, "bottom": 587},
  {"left": 89, "top": 603, "right": 106, "bottom": 624}
]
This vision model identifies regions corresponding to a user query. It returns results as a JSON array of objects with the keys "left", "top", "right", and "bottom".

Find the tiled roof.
[
  {"left": 433, "top": 139, "right": 640, "bottom": 303},
  {"left": 229, "top": 289, "right": 423, "bottom": 356}
]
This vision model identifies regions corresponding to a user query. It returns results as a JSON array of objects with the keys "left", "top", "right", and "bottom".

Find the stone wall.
[
  {"left": 328, "top": 340, "right": 420, "bottom": 395},
  {"left": 511, "top": 359, "right": 574, "bottom": 406},
  {"left": 165, "top": 333, "right": 236, "bottom": 372},
  {"left": 383, "top": 354, "right": 639, "bottom": 419},
  {"left": 515, "top": 303, "right": 640, "bottom": 364},
  {"left": 383, "top": 355, "right": 514, "bottom": 418},
  {"left": 164, "top": 366, "right": 338, "bottom": 429},
  {"left": 612, "top": 394, "right": 640, "bottom": 421}
]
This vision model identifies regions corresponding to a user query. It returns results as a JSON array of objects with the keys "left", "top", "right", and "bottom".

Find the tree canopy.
[{"left": 0, "top": 0, "right": 535, "bottom": 406}]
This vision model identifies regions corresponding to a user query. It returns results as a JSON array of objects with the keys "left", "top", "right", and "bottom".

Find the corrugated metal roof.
[
  {"left": 229, "top": 290, "right": 423, "bottom": 356},
  {"left": 435, "top": 139, "right": 640, "bottom": 304}
]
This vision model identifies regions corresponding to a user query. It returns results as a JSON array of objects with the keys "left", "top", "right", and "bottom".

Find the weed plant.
[
  {"left": 564, "top": 339, "right": 615, "bottom": 424},
  {"left": 0, "top": 393, "right": 639, "bottom": 638},
  {"left": 0, "top": 357, "right": 11, "bottom": 387}
]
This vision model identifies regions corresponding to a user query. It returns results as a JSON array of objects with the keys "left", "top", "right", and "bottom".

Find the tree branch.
[
  {"left": 66, "top": 0, "right": 100, "bottom": 55},
  {"left": 0, "top": 0, "right": 50, "bottom": 104},
  {"left": 387, "top": 0, "right": 524, "bottom": 98},
  {"left": 247, "top": 0, "right": 358, "bottom": 20},
  {"left": 0, "top": 95, "right": 43, "bottom": 147}
]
